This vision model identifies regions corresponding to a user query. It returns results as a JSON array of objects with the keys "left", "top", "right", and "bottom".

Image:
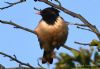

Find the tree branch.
[
  {"left": 0, "top": 52, "right": 35, "bottom": 69},
  {"left": 65, "top": 21, "right": 87, "bottom": 27},
  {"left": 0, "top": 52, "right": 46, "bottom": 69},
  {"left": 77, "top": 26, "right": 93, "bottom": 32},
  {"left": 72, "top": 23, "right": 87, "bottom": 27},
  {"left": 0, "top": 20, "right": 36, "bottom": 35},
  {"left": 0, "top": 0, "right": 26, "bottom": 10},
  {"left": 74, "top": 41, "right": 90, "bottom": 46}
]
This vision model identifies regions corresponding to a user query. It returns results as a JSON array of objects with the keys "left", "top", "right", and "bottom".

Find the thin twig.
[
  {"left": 77, "top": 26, "right": 93, "bottom": 32},
  {"left": 73, "top": 24, "right": 87, "bottom": 27},
  {"left": 0, "top": 52, "right": 35, "bottom": 69},
  {"left": 0, "top": 20, "right": 36, "bottom": 35},
  {"left": 74, "top": 41, "right": 90, "bottom": 46},
  {"left": 0, "top": 0, "right": 26, "bottom": 10},
  {"left": 65, "top": 21, "right": 87, "bottom": 27}
]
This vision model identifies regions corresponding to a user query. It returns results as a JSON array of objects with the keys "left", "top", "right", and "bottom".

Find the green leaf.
[
  {"left": 71, "top": 49, "right": 80, "bottom": 58},
  {"left": 97, "top": 43, "right": 100, "bottom": 48},
  {"left": 59, "top": 53, "right": 67, "bottom": 58},
  {"left": 90, "top": 39, "right": 99, "bottom": 46}
]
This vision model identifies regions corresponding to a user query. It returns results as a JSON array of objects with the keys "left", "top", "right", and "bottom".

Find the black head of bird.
[
  {"left": 36, "top": 7, "right": 60, "bottom": 25},
  {"left": 34, "top": 7, "right": 68, "bottom": 64}
]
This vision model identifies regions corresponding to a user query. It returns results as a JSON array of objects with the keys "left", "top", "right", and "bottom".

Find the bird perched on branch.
[{"left": 34, "top": 7, "right": 68, "bottom": 64}]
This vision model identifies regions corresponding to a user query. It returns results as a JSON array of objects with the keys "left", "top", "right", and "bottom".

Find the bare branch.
[
  {"left": 74, "top": 41, "right": 90, "bottom": 46},
  {"left": 0, "top": 52, "right": 35, "bottom": 69},
  {"left": 77, "top": 26, "right": 93, "bottom": 32},
  {"left": 73, "top": 24, "right": 87, "bottom": 27},
  {"left": 65, "top": 21, "right": 87, "bottom": 27},
  {"left": 39, "top": 0, "right": 100, "bottom": 40},
  {"left": 65, "top": 21, "right": 94, "bottom": 32},
  {"left": 0, "top": 0, "right": 26, "bottom": 10},
  {"left": 0, "top": 20, "right": 36, "bottom": 35}
]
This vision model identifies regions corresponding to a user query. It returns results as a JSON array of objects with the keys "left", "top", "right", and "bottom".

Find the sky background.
[{"left": 0, "top": 0, "right": 100, "bottom": 68}]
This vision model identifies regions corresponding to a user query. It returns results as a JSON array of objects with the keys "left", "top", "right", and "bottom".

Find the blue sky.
[{"left": 0, "top": 0, "right": 100, "bottom": 68}]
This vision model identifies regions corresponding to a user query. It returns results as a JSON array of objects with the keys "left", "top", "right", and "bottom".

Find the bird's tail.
[{"left": 42, "top": 50, "right": 54, "bottom": 64}]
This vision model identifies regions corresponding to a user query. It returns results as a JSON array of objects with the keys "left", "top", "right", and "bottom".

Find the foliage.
[{"left": 55, "top": 48, "right": 100, "bottom": 69}]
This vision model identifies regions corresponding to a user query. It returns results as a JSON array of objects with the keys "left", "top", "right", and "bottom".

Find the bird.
[{"left": 34, "top": 7, "right": 68, "bottom": 64}]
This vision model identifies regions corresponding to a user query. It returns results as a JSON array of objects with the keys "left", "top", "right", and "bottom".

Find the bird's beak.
[{"left": 36, "top": 11, "right": 41, "bottom": 15}]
